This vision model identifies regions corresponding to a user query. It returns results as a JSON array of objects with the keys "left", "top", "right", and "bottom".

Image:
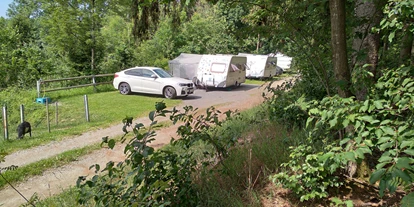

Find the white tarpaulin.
[{"left": 168, "top": 53, "right": 203, "bottom": 81}]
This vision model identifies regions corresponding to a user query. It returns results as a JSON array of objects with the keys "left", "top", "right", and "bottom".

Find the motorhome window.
[
  {"left": 211, "top": 63, "right": 226, "bottom": 73},
  {"left": 240, "top": 64, "right": 246, "bottom": 71},
  {"left": 230, "top": 64, "right": 241, "bottom": 72}
]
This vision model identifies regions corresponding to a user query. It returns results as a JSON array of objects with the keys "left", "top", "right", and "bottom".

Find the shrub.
[{"left": 271, "top": 66, "right": 414, "bottom": 204}]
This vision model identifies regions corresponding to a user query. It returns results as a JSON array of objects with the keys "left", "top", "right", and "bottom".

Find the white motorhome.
[
  {"left": 238, "top": 53, "right": 281, "bottom": 78},
  {"left": 196, "top": 55, "right": 246, "bottom": 88}
]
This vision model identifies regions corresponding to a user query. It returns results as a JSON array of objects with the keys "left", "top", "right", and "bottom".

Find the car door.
[
  {"left": 140, "top": 69, "right": 163, "bottom": 94},
  {"left": 124, "top": 69, "right": 144, "bottom": 92}
]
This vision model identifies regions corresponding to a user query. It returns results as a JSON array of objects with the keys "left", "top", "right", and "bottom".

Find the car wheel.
[
  {"left": 119, "top": 83, "right": 131, "bottom": 95},
  {"left": 163, "top": 86, "right": 177, "bottom": 99}
]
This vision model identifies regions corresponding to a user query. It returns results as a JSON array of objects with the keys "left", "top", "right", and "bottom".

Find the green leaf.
[
  {"left": 359, "top": 115, "right": 377, "bottom": 124},
  {"left": 378, "top": 152, "right": 392, "bottom": 163},
  {"left": 309, "top": 108, "right": 319, "bottom": 115},
  {"left": 329, "top": 118, "right": 338, "bottom": 128},
  {"left": 379, "top": 178, "right": 386, "bottom": 197},
  {"left": 357, "top": 146, "right": 372, "bottom": 155},
  {"left": 398, "top": 125, "right": 408, "bottom": 134},
  {"left": 359, "top": 100, "right": 369, "bottom": 112},
  {"left": 345, "top": 200, "right": 354, "bottom": 207},
  {"left": 348, "top": 114, "right": 357, "bottom": 122},
  {"left": 377, "top": 136, "right": 390, "bottom": 144},
  {"left": 306, "top": 117, "right": 314, "bottom": 128},
  {"left": 375, "top": 128, "right": 383, "bottom": 138},
  {"left": 374, "top": 100, "right": 384, "bottom": 109},
  {"left": 388, "top": 32, "right": 395, "bottom": 42},
  {"left": 402, "top": 78, "right": 411, "bottom": 87},
  {"left": 149, "top": 111, "right": 155, "bottom": 122},
  {"left": 340, "top": 138, "right": 350, "bottom": 146},
  {"left": 380, "top": 119, "right": 391, "bottom": 125},
  {"left": 319, "top": 152, "right": 334, "bottom": 162},
  {"left": 370, "top": 168, "right": 386, "bottom": 184},
  {"left": 400, "top": 140, "right": 413, "bottom": 149},
  {"left": 361, "top": 131, "right": 370, "bottom": 137},
  {"left": 342, "top": 152, "right": 355, "bottom": 162},
  {"left": 108, "top": 139, "right": 116, "bottom": 149},
  {"left": 364, "top": 140, "right": 374, "bottom": 147},
  {"left": 403, "top": 149, "right": 414, "bottom": 156},
  {"left": 355, "top": 148, "right": 365, "bottom": 159},
  {"left": 381, "top": 126, "right": 396, "bottom": 136},
  {"left": 396, "top": 157, "right": 413, "bottom": 170},
  {"left": 379, "top": 142, "right": 394, "bottom": 151},
  {"left": 393, "top": 168, "right": 412, "bottom": 183},
  {"left": 401, "top": 192, "right": 414, "bottom": 207},
  {"left": 342, "top": 118, "right": 350, "bottom": 128}
]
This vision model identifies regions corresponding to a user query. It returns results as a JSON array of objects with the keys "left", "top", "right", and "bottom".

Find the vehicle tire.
[
  {"left": 119, "top": 82, "right": 131, "bottom": 95},
  {"left": 163, "top": 86, "right": 177, "bottom": 99}
]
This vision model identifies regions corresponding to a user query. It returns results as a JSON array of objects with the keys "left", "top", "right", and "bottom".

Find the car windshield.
[{"left": 153, "top": 68, "right": 173, "bottom": 78}]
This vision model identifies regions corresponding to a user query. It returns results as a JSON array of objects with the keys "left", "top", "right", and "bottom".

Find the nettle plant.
[
  {"left": 272, "top": 66, "right": 414, "bottom": 204},
  {"left": 77, "top": 102, "right": 238, "bottom": 206}
]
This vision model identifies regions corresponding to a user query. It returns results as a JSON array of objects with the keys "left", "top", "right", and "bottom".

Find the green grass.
[
  {"left": 0, "top": 142, "right": 103, "bottom": 189},
  {"left": 245, "top": 71, "right": 297, "bottom": 85},
  {"left": 31, "top": 105, "right": 306, "bottom": 207},
  {"left": 0, "top": 85, "right": 180, "bottom": 155},
  {"left": 189, "top": 105, "right": 305, "bottom": 207},
  {"left": 36, "top": 106, "right": 305, "bottom": 207},
  {"left": 31, "top": 187, "right": 89, "bottom": 207},
  {"left": 0, "top": 119, "right": 171, "bottom": 190}
]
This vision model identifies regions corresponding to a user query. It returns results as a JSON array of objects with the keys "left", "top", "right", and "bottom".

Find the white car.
[{"left": 113, "top": 67, "right": 195, "bottom": 99}]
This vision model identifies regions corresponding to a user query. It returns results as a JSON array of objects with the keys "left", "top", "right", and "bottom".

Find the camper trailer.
[
  {"left": 168, "top": 53, "right": 203, "bottom": 81},
  {"left": 275, "top": 53, "right": 293, "bottom": 71},
  {"left": 196, "top": 55, "right": 247, "bottom": 88},
  {"left": 238, "top": 53, "right": 281, "bottom": 79}
]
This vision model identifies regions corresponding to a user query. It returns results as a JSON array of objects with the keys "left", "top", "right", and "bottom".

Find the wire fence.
[
  {"left": 2, "top": 74, "right": 114, "bottom": 141},
  {"left": 1, "top": 95, "right": 93, "bottom": 140},
  {"left": 36, "top": 74, "right": 114, "bottom": 97}
]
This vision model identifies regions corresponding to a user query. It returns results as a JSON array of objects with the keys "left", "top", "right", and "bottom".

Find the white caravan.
[
  {"left": 238, "top": 53, "right": 281, "bottom": 78},
  {"left": 196, "top": 55, "right": 247, "bottom": 88},
  {"left": 275, "top": 52, "right": 293, "bottom": 71}
]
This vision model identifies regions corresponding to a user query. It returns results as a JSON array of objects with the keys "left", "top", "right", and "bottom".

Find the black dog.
[{"left": 17, "top": 121, "right": 32, "bottom": 139}]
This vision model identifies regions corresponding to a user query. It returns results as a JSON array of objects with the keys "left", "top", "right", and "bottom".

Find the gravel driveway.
[{"left": 0, "top": 80, "right": 287, "bottom": 206}]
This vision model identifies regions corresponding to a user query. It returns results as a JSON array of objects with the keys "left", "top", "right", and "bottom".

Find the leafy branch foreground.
[
  {"left": 77, "top": 102, "right": 239, "bottom": 206},
  {"left": 272, "top": 66, "right": 414, "bottom": 205}
]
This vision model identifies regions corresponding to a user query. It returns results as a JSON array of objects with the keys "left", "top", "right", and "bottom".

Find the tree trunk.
[
  {"left": 351, "top": 0, "right": 384, "bottom": 100},
  {"left": 400, "top": 28, "right": 413, "bottom": 66},
  {"left": 329, "top": 0, "right": 351, "bottom": 98},
  {"left": 91, "top": 0, "right": 95, "bottom": 74},
  {"left": 132, "top": 0, "right": 139, "bottom": 42}
]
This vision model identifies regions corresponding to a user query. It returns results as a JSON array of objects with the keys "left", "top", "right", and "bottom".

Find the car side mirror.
[{"left": 151, "top": 74, "right": 157, "bottom": 79}]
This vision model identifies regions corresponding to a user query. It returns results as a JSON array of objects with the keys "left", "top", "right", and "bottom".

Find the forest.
[{"left": 1, "top": 0, "right": 414, "bottom": 206}]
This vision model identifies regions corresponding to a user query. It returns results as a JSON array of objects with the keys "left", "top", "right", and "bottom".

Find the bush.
[{"left": 271, "top": 66, "right": 414, "bottom": 204}]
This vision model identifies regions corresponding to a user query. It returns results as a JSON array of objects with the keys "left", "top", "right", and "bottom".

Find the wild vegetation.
[{"left": 0, "top": 0, "right": 413, "bottom": 206}]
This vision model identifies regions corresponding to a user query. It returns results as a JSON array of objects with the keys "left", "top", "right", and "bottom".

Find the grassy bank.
[
  {"left": 0, "top": 85, "right": 180, "bottom": 154},
  {"left": 33, "top": 105, "right": 306, "bottom": 207}
]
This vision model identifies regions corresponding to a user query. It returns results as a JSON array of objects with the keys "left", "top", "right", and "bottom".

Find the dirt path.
[{"left": 0, "top": 79, "right": 288, "bottom": 207}]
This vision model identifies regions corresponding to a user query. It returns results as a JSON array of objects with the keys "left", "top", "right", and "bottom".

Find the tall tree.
[
  {"left": 329, "top": 0, "right": 351, "bottom": 97},
  {"left": 351, "top": 0, "right": 385, "bottom": 100}
]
